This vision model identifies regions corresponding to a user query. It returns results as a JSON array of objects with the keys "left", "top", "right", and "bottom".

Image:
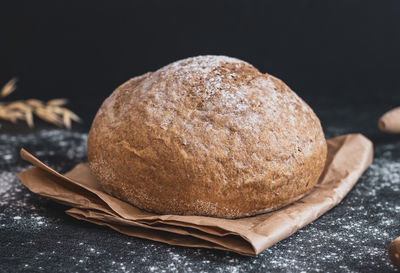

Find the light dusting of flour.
[
  {"left": 95, "top": 56, "right": 325, "bottom": 212},
  {"left": 1, "top": 126, "right": 400, "bottom": 272}
]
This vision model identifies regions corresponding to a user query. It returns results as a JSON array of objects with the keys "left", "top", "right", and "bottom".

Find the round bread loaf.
[{"left": 87, "top": 55, "right": 327, "bottom": 218}]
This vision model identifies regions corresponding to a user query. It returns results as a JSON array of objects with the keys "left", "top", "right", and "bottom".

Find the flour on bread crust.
[{"left": 87, "top": 55, "right": 327, "bottom": 218}]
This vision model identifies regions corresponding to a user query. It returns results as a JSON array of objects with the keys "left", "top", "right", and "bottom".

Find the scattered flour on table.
[
  {"left": 0, "top": 130, "right": 87, "bottom": 231},
  {"left": 0, "top": 129, "right": 400, "bottom": 272}
]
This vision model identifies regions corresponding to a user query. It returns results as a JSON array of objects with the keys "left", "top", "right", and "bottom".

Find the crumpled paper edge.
[{"left": 18, "top": 133, "right": 373, "bottom": 255}]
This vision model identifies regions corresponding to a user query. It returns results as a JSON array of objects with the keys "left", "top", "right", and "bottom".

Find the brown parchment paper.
[{"left": 17, "top": 133, "right": 373, "bottom": 256}]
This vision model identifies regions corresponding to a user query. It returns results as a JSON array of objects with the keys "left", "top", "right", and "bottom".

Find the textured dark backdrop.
[
  {"left": 1, "top": 0, "right": 400, "bottom": 127},
  {"left": 2, "top": 2, "right": 400, "bottom": 272}
]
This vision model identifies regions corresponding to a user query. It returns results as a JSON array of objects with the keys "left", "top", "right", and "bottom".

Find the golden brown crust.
[{"left": 87, "top": 55, "right": 327, "bottom": 218}]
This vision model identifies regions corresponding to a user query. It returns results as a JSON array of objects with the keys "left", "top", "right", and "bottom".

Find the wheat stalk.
[
  {"left": 0, "top": 77, "right": 17, "bottom": 98},
  {"left": 0, "top": 78, "right": 81, "bottom": 129}
]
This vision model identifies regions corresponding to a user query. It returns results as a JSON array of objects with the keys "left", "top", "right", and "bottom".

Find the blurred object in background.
[
  {"left": 0, "top": 78, "right": 81, "bottom": 129},
  {"left": 379, "top": 107, "right": 400, "bottom": 134}
]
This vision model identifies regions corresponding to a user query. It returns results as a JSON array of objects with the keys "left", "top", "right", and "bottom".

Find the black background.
[
  {"left": 1, "top": 0, "right": 400, "bottom": 127},
  {"left": 1, "top": 2, "right": 400, "bottom": 272}
]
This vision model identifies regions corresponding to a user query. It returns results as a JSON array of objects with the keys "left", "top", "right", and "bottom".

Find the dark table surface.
[
  {"left": 1, "top": 93, "right": 400, "bottom": 273},
  {"left": 2, "top": 0, "right": 400, "bottom": 271}
]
